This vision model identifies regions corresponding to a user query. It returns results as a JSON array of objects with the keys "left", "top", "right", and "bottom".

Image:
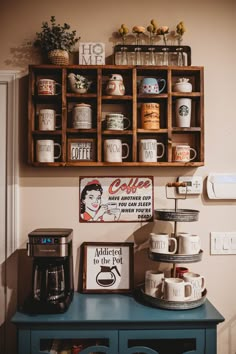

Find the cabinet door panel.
[
  {"left": 30, "top": 329, "right": 118, "bottom": 354},
  {"left": 119, "top": 329, "right": 205, "bottom": 354}
]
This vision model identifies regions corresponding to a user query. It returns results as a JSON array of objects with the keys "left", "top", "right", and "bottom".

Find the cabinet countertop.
[{"left": 12, "top": 292, "right": 224, "bottom": 328}]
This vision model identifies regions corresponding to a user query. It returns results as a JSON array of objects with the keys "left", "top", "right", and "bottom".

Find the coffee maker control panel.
[{"left": 27, "top": 228, "right": 73, "bottom": 257}]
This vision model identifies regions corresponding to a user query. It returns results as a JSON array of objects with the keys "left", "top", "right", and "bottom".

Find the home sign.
[{"left": 79, "top": 42, "right": 105, "bottom": 65}]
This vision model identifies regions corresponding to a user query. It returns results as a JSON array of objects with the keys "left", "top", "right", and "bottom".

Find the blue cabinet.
[{"left": 12, "top": 293, "right": 224, "bottom": 354}]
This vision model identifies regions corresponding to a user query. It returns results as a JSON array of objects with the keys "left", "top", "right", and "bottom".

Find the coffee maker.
[{"left": 24, "top": 228, "right": 74, "bottom": 314}]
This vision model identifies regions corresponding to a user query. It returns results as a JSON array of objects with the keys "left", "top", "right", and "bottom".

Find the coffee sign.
[
  {"left": 68, "top": 139, "right": 96, "bottom": 161},
  {"left": 79, "top": 176, "right": 153, "bottom": 222}
]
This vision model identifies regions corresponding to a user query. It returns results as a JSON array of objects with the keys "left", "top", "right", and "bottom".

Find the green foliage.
[{"left": 34, "top": 16, "right": 80, "bottom": 52}]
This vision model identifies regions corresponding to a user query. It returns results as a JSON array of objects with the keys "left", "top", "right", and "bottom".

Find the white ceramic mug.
[
  {"left": 178, "top": 233, "right": 201, "bottom": 255},
  {"left": 105, "top": 113, "right": 130, "bottom": 131},
  {"left": 149, "top": 233, "right": 177, "bottom": 254},
  {"left": 145, "top": 270, "right": 164, "bottom": 298},
  {"left": 38, "top": 109, "right": 61, "bottom": 131},
  {"left": 183, "top": 272, "right": 206, "bottom": 300},
  {"left": 104, "top": 139, "right": 129, "bottom": 162},
  {"left": 139, "top": 139, "right": 165, "bottom": 162},
  {"left": 172, "top": 144, "right": 197, "bottom": 162},
  {"left": 163, "top": 277, "right": 193, "bottom": 301},
  {"left": 37, "top": 79, "right": 61, "bottom": 95},
  {"left": 176, "top": 98, "right": 192, "bottom": 127},
  {"left": 36, "top": 140, "right": 61, "bottom": 163}
]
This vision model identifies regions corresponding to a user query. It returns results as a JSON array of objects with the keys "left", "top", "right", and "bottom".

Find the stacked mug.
[{"left": 145, "top": 232, "right": 205, "bottom": 301}]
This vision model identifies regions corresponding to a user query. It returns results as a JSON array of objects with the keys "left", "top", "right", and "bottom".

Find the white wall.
[{"left": 1, "top": 0, "right": 236, "bottom": 352}]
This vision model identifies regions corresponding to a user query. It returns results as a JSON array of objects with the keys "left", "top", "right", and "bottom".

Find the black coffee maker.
[{"left": 24, "top": 228, "right": 74, "bottom": 314}]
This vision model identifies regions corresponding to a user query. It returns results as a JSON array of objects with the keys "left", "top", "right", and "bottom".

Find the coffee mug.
[
  {"left": 178, "top": 233, "right": 201, "bottom": 255},
  {"left": 162, "top": 277, "right": 193, "bottom": 301},
  {"left": 104, "top": 139, "right": 129, "bottom": 162},
  {"left": 145, "top": 270, "right": 164, "bottom": 298},
  {"left": 38, "top": 109, "right": 62, "bottom": 131},
  {"left": 140, "top": 77, "right": 166, "bottom": 94},
  {"left": 172, "top": 144, "right": 197, "bottom": 162},
  {"left": 141, "top": 103, "right": 160, "bottom": 130},
  {"left": 175, "top": 266, "right": 189, "bottom": 279},
  {"left": 183, "top": 272, "right": 205, "bottom": 300},
  {"left": 139, "top": 139, "right": 165, "bottom": 162},
  {"left": 176, "top": 98, "right": 192, "bottom": 127},
  {"left": 105, "top": 113, "right": 130, "bottom": 131},
  {"left": 37, "top": 79, "right": 62, "bottom": 95},
  {"left": 149, "top": 233, "right": 177, "bottom": 254},
  {"left": 36, "top": 140, "right": 61, "bottom": 163}
]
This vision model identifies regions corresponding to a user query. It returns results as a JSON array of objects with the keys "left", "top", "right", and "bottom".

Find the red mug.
[{"left": 175, "top": 266, "right": 189, "bottom": 279}]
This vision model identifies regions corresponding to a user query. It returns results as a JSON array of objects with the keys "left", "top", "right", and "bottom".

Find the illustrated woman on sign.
[{"left": 80, "top": 180, "right": 108, "bottom": 221}]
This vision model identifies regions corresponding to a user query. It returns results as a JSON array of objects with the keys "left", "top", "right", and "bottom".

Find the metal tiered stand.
[{"left": 135, "top": 182, "right": 207, "bottom": 310}]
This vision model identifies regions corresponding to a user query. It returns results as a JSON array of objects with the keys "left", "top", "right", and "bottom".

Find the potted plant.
[
  {"left": 68, "top": 73, "right": 92, "bottom": 93},
  {"left": 34, "top": 16, "right": 80, "bottom": 65}
]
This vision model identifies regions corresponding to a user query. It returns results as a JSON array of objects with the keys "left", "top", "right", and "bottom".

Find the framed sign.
[
  {"left": 80, "top": 242, "right": 134, "bottom": 293},
  {"left": 68, "top": 139, "right": 96, "bottom": 161},
  {"left": 79, "top": 42, "right": 105, "bottom": 65},
  {"left": 79, "top": 176, "right": 153, "bottom": 222}
]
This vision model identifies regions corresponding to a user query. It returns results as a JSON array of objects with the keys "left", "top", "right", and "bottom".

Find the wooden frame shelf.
[{"left": 28, "top": 64, "right": 204, "bottom": 167}]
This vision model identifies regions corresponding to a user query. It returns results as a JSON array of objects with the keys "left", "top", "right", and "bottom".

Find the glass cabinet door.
[
  {"left": 119, "top": 329, "right": 205, "bottom": 354},
  {"left": 31, "top": 330, "right": 118, "bottom": 354}
]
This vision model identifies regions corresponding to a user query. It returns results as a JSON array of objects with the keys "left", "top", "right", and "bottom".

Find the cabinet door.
[
  {"left": 119, "top": 329, "right": 205, "bottom": 354},
  {"left": 30, "top": 329, "right": 118, "bottom": 354}
]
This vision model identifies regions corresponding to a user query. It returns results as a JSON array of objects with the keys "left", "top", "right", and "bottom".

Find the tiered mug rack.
[{"left": 135, "top": 182, "right": 206, "bottom": 310}]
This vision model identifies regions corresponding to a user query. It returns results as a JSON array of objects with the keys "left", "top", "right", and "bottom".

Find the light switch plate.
[
  {"left": 211, "top": 232, "right": 236, "bottom": 254},
  {"left": 177, "top": 176, "right": 203, "bottom": 194}
]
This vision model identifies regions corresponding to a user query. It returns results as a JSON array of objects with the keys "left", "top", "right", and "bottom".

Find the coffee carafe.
[{"left": 24, "top": 228, "right": 74, "bottom": 314}]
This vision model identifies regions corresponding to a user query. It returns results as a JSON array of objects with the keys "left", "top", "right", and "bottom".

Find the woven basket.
[{"left": 48, "top": 50, "right": 69, "bottom": 65}]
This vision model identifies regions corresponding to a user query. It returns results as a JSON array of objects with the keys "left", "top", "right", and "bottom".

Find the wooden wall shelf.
[{"left": 28, "top": 64, "right": 204, "bottom": 167}]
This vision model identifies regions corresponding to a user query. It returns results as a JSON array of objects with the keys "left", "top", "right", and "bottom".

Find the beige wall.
[{"left": 1, "top": 0, "right": 236, "bottom": 352}]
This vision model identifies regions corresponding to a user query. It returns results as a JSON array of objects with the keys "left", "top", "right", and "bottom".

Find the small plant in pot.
[
  {"left": 34, "top": 16, "right": 80, "bottom": 65},
  {"left": 68, "top": 73, "right": 92, "bottom": 93}
]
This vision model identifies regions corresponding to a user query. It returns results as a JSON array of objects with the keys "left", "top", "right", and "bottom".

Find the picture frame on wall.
[
  {"left": 80, "top": 242, "right": 134, "bottom": 293},
  {"left": 67, "top": 138, "right": 96, "bottom": 161}
]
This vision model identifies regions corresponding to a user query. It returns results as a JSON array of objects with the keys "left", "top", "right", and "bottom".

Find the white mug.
[
  {"left": 145, "top": 270, "right": 164, "bottom": 298},
  {"left": 36, "top": 140, "right": 61, "bottom": 163},
  {"left": 149, "top": 233, "right": 177, "bottom": 254},
  {"left": 139, "top": 139, "right": 165, "bottom": 162},
  {"left": 163, "top": 277, "right": 193, "bottom": 301},
  {"left": 172, "top": 144, "right": 197, "bottom": 162},
  {"left": 178, "top": 233, "right": 201, "bottom": 255},
  {"left": 183, "top": 272, "right": 206, "bottom": 300},
  {"left": 37, "top": 79, "right": 61, "bottom": 95},
  {"left": 176, "top": 98, "right": 192, "bottom": 127},
  {"left": 104, "top": 139, "right": 129, "bottom": 162},
  {"left": 38, "top": 109, "right": 61, "bottom": 131},
  {"left": 105, "top": 113, "right": 130, "bottom": 131}
]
